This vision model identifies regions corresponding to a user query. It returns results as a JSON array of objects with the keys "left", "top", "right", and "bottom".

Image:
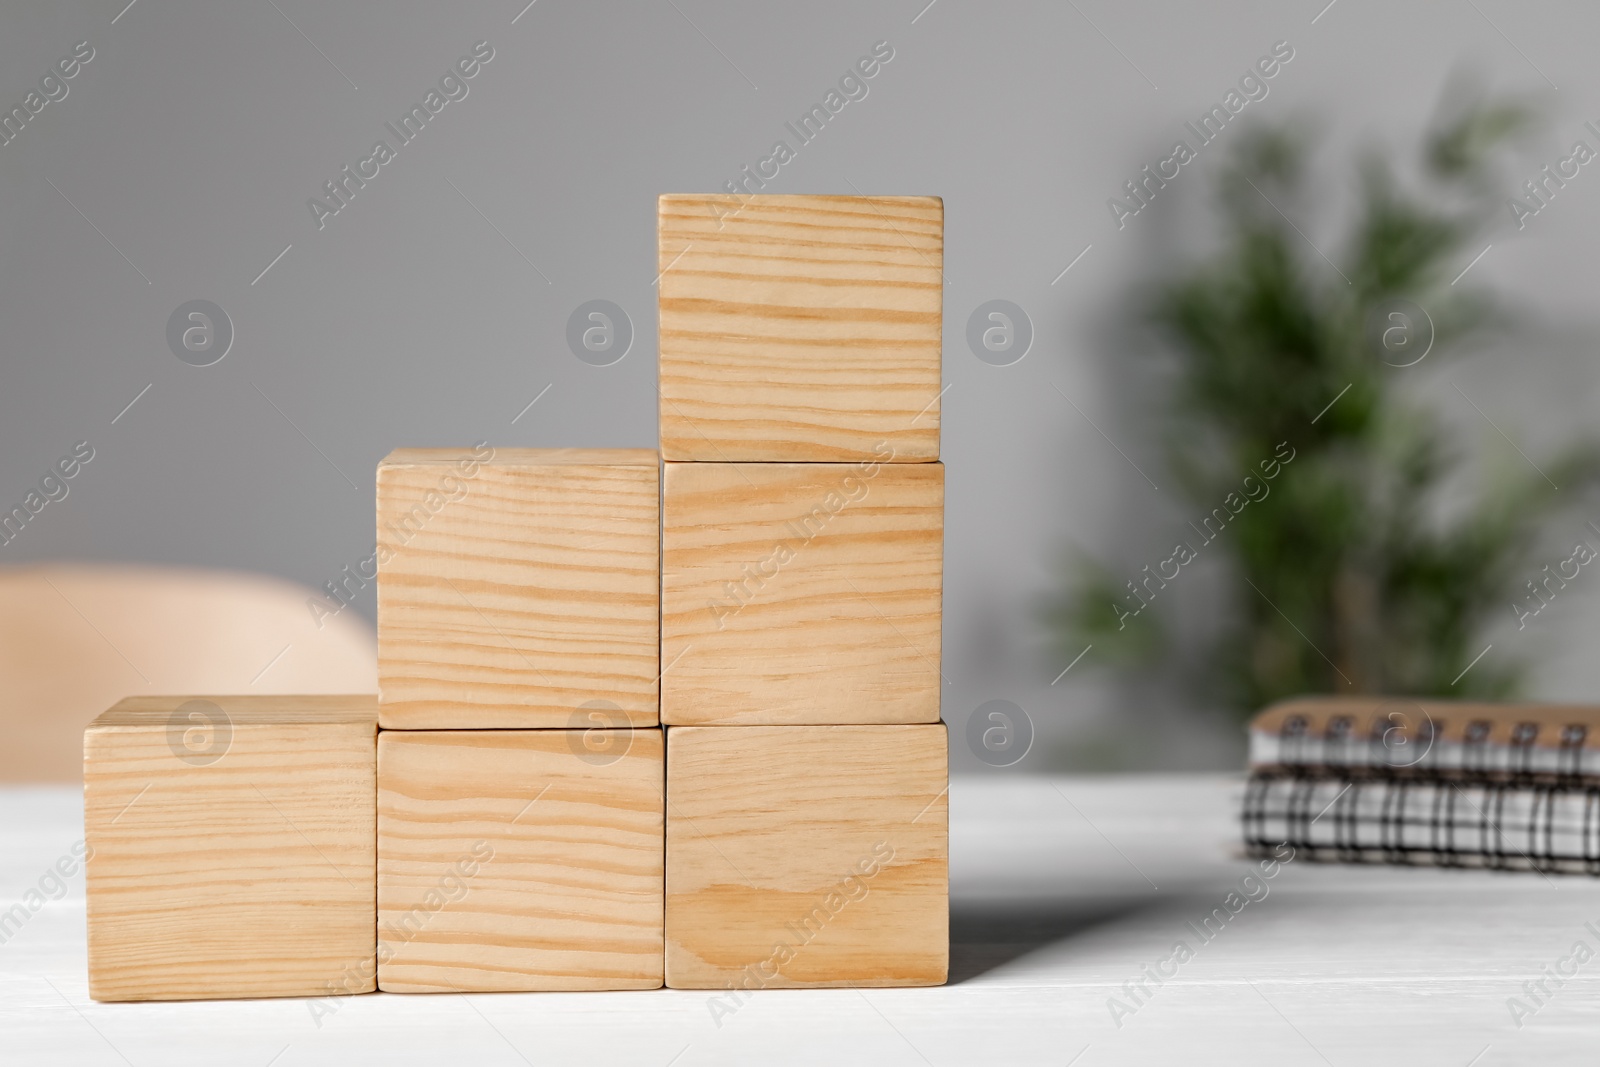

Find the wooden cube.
[
  {"left": 662, "top": 460, "right": 942, "bottom": 725},
  {"left": 665, "top": 725, "right": 948, "bottom": 988},
  {"left": 377, "top": 447, "right": 659, "bottom": 730},
  {"left": 84, "top": 695, "right": 376, "bottom": 1002},
  {"left": 377, "top": 729, "right": 664, "bottom": 992},
  {"left": 658, "top": 194, "right": 943, "bottom": 463}
]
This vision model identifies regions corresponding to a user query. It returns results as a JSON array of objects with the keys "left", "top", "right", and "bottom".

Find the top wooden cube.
[
  {"left": 658, "top": 194, "right": 943, "bottom": 463},
  {"left": 377, "top": 447, "right": 659, "bottom": 730}
]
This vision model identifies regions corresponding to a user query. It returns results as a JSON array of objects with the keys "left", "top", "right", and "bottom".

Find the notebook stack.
[
  {"left": 80, "top": 193, "right": 949, "bottom": 1002},
  {"left": 1244, "top": 697, "right": 1600, "bottom": 874}
]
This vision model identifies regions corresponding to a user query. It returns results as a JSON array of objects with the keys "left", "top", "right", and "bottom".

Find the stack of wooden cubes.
[
  {"left": 657, "top": 194, "right": 948, "bottom": 989},
  {"left": 82, "top": 193, "right": 947, "bottom": 1002}
]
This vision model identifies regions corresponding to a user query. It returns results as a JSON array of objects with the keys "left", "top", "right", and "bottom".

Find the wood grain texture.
[
  {"left": 658, "top": 194, "right": 943, "bottom": 462},
  {"left": 662, "top": 460, "right": 942, "bottom": 725},
  {"left": 377, "top": 447, "right": 659, "bottom": 730},
  {"left": 377, "top": 729, "right": 664, "bottom": 992},
  {"left": 665, "top": 725, "right": 948, "bottom": 989},
  {"left": 84, "top": 694, "right": 376, "bottom": 1002}
]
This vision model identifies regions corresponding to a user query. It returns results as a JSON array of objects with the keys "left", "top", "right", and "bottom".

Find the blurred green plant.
[{"left": 1049, "top": 87, "right": 1600, "bottom": 718}]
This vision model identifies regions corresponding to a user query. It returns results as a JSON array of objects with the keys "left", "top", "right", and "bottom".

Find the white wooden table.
[{"left": 2, "top": 775, "right": 1595, "bottom": 1065}]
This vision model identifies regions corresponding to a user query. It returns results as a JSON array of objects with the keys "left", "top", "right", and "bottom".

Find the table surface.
[{"left": 3, "top": 774, "right": 1596, "bottom": 1066}]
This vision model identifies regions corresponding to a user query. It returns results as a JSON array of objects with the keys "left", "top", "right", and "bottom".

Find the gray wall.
[{"left": 5, "top": 0, "right": 1600, "bottom": 772}]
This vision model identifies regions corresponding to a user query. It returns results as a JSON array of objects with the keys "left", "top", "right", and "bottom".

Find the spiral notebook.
[{"left": 1242, "top": 697, "right": 1600, "bottom": 874}]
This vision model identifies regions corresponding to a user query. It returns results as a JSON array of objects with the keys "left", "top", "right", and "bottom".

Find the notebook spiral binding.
[{"left": 1243, "top": 703, "right": 1600, "bottom": 875}]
